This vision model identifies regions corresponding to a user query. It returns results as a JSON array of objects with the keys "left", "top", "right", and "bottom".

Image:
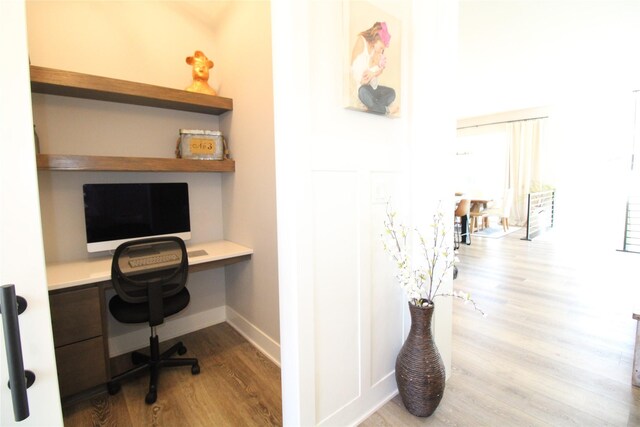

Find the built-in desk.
[
  {"left": 47, "top": 240, "right": 253, "bottom": 290},
  {"left": 47, "top": 240, "right": 253, "bottom": 401}
]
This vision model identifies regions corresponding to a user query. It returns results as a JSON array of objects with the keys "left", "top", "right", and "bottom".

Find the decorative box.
[{"left": 177, "top": 129, "right": 226, "bottom": 160}]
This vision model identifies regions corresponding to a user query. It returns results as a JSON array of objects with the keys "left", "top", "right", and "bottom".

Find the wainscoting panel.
[
  {"left": 369, "top": 180, "right": 404, "bottom": 387},
  {"left": 312, "top": 171, "right": 361, "bottom": 421},
  {"left": 309, "top": 170, "right": 406, "bottom": 425}
]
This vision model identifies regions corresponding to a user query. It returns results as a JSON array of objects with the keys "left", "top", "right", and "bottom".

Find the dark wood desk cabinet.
[{"left": 49, "top": 285, "right": 110, "bottom": 398}]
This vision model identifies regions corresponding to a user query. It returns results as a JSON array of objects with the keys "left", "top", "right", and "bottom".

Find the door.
[
  {"left": 623, "top": 90, "right": 640, "bottom": 252},
  {"left": 0, "top": 1, "right": 63, "bottom": 425}
]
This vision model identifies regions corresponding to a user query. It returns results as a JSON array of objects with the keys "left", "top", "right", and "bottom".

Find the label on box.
[{"left": 189, "top": 137, "right": 215, "bottom": 155}]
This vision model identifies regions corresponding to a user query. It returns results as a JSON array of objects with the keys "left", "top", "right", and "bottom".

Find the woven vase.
[{"left": 395, "top": 302, "right": 446, "bottom": 417}]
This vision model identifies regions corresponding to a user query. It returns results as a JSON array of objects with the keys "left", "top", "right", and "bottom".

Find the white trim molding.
[
  {"left": 226, "top": 306, "right": 281, "bottom": 366},
  {"left": 457, "top": 106, "right": 550, "bottom": 130}
]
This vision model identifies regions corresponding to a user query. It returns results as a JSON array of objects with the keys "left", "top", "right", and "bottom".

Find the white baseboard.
[
  {"left": 349, "top": 390, "right": 398, "bottom": 427},
  {"left": 108, "top": 305, "right": 281, "bottom": 366},
  {"left": 226, "top": 306, "right": 281, "bottom": 366}
]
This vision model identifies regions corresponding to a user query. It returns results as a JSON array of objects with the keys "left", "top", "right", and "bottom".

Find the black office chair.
[{"left": 107, "top": 236, "right": 200, "bottom": 404}]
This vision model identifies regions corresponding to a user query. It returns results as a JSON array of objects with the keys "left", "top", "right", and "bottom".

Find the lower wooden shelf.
[{"left": 36, "top": 153, "right": 235, "bottom": 172}]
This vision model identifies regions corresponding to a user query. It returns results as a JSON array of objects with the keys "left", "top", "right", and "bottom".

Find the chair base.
[{"left": 108, "top": 333, "right": 200, "bottom": 404}]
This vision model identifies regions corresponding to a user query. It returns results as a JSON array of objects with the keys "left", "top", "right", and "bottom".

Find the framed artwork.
[{"left": 344, "top": 1, "right": 401, "bottom": 117}]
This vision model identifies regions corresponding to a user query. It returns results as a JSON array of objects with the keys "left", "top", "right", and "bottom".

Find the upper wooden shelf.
[
  {"left": 30, "top": 66, "right": 233, "bottom": 115},
  {"left": 37, "top": 154, "right": 235, "bottom": 173}
]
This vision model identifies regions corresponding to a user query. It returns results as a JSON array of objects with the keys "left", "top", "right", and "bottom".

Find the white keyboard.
[{"left": 128, "top": 253, "right": 179, "bottom": 268}]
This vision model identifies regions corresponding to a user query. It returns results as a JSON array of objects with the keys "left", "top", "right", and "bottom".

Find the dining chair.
[
  {"left": 485, "top": 188, "right": 514, "bottom": 231},
  {"left": 469, "top": 200, "right": 488, "bottom": 233},
  {"left": 454, "top": 199, "right": 471, "bottom": 249}
]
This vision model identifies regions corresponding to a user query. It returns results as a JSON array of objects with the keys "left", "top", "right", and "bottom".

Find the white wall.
[
  {"left": 213, "top": 1, "right": 281, "bottom": 360},
  {"left": 273, "top": 0, "right": 457, "bottom": 425},
  {"left": 26, "top": 2, "right": 278, "bottom": 359},
  {"left": 27, "top": 2, "right": 460, "bottom": 425},
  {"left": 458, "top": 0, "right": 640, "bottom": 249},
  {"left": 27, "top": 1, "right": 227, "bottom": 261}
]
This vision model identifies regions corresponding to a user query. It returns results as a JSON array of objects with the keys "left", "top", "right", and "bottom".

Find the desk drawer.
[
  {"left": 55, "top": 337, "right": 108, "bottom": 397},
  {"left": 50, "top": 287, "right": 103, "bottom": 347}
]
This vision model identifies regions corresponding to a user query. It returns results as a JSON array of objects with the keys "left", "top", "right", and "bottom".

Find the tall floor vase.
[{"left": 395, "top": 302, "right": 446, "bottom": 417}]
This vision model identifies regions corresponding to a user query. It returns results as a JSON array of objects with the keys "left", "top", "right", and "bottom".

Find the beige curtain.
[{"left": 507, "top": 119, "right": 547, "bottom": 226}]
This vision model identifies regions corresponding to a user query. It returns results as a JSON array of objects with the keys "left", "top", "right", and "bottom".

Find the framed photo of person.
[{"left": 343, "top": 1, "right": 401, "bottom": 117}]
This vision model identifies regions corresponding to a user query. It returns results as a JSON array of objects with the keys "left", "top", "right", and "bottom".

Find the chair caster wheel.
[
  {"left": 177, "top": 344, "right": 187, "bottom": 355},
  {"left": 107, "top": 381, "right": 121, "bottom": 395},
  {"left": 145, "top": 391, "right": 157, "bottom": 404},
  {"left": 192, "top": 364, "right": 200, "bottom": 375}
]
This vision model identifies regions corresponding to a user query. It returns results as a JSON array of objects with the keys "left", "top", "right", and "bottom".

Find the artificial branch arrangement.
[{"left": 382, "top": 203, "right": 485, "bottom": 316}]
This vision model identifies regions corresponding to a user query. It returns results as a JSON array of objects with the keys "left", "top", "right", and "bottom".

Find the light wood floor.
[
  {"left": 62, "top": 322, "right": 282, "bottom": 426},
  {"left": 362, "top": 228, "right": 640, "bottom": 426},
  {"left": 63, "top": 229, "right": 640, "bottom": 426}
]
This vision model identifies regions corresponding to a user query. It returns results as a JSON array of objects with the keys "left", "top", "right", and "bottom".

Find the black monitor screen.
[{"left": 82, "top": 183, "right": 191, "bottom": 252}]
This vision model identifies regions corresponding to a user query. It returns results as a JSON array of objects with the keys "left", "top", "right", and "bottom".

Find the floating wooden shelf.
[
  {"left": 30, "top": 66, "right": 233, "bottom": 115},
  {"left": 37, "top": 154, "right": 235, "bottom": 173}
]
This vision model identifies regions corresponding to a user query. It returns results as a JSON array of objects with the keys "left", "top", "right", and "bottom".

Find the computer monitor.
[{"left": 82, "top": 183, "right": 191, "bottom": 253}]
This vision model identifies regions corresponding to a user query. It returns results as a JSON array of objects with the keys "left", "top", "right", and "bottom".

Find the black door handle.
[{"left": 0, "top": 284, "right": 34, "bottom": 422}]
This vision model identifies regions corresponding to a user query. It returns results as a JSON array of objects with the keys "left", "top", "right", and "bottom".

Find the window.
[{"left": 455, "top": 126, "right": 508, "bottom": 199}]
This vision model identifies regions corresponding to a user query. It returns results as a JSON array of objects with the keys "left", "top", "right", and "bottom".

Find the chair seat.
[
  {"left": 109, "top": 287, "right": 190, "bottom": 324},
  {"left": 469, "top": 211, "right": 487, "bottom": 217}
]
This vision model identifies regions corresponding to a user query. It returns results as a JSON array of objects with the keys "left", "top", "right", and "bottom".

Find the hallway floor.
[{"left": 363, "top": 228, "right": 640, "bottom": 426}]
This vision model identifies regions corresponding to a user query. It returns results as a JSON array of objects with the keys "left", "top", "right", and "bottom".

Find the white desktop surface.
[{"left": 46, "top": 240, "right": 253, "bottom": 291}]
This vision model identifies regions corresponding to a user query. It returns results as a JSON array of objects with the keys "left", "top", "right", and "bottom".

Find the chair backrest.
[
  {"left": 111, "top": 236, "right": 189, "bottom": 305},
  {"left": 455, "top": 199, "right": 471, "bottom": 217}
]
